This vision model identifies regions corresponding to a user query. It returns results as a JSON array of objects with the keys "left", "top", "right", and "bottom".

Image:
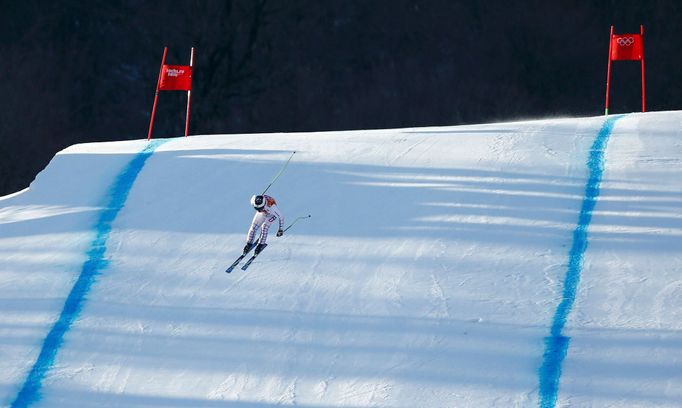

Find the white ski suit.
[{"left": 246, "top": 195, "right": 285, "bottom": 245}]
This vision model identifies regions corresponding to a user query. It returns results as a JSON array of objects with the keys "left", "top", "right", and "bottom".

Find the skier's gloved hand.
[
  {"left": 254, "top": 243, "right": 267, "bottom": 255},
  {"left": 276, "top": 229, "right": 284, "bottom": 237}
]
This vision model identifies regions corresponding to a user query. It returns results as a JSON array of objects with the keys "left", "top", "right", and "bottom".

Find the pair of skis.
[
  {"left": 225, "top": 242, "right": 266, "bottom": 273},
  {"left": 224, "top": 215, "right": 311, "bottom": 274}
]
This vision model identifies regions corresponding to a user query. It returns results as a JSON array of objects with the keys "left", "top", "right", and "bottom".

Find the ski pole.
[
  {"left": 283, "top": 214, "right": 311, "bottom": 232},
  {"left": 262, "top": 151, "right": 296, "bottom": 195}
]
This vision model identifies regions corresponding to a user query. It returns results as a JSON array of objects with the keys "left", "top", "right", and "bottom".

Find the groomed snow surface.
[{"left": 1, "top": 112, "right": 681, "bottom": 407}]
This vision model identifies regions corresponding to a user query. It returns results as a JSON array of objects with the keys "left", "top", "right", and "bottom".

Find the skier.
[{"left": 243, "top": 194, "right": 285, "bottom": 256}]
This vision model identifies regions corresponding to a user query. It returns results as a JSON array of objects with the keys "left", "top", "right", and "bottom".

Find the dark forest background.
[{"left": 1, "top": 0, "right": 680, "bottom": 195}]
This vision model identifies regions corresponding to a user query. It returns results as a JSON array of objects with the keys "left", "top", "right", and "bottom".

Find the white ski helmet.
[{"left": 250, "top": 194, "right": 265, "bottom": 210}]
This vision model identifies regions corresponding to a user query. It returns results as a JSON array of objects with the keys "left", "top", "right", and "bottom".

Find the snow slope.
[{"left": 0, "top": 112, "right": 680, "bottom": 407}]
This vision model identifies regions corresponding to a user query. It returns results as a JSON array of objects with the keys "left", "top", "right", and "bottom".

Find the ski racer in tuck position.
[{"left": 243, "top": 194, "right": 285, "bottom": 256}]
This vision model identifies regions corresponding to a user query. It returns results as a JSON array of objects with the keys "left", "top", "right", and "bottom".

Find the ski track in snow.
[
  {"left": 1, "top": 113, "right": 681, "bottom": 407},
  {"left": 538, "top": 115, "right": 624, "bottom": 408},
  {"left": 7, "top": 139, "right": 168, "bottom": 408}
]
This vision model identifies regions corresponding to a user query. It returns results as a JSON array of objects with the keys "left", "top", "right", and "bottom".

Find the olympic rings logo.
[{"left": 616, "top": 37, "right": 635, "bottom": 46}]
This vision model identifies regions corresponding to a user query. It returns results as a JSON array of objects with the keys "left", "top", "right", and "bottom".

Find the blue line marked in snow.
[
  {"left": 11, "top": 139, "right": 168, "bottom": 408},
  {"left": 538, "top": 115, "right": 624, "bottom": 408}
]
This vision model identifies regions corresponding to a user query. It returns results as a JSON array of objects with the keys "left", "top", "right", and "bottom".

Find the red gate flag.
[
  {"left": 159, "top": 64, "right": 192, "bottom": 91},
  {"left": 610, "top": 34, "right": 644, "bottom": 61},
  {"left": 604, "top": 25, "right": 645, "bottom": 115},
  {"left": 147, "top": 47, "right": 195, "bottom": 140}
]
